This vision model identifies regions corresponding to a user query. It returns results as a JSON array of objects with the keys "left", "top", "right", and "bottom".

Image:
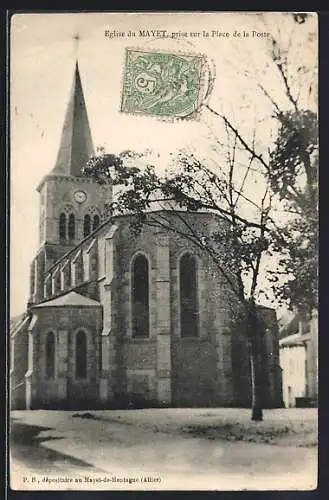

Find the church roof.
[
  {"left": 33, "top": 291, "right": 100, "bottom": 308},
  {"left": 52, "top": 61, "right": 95, "bottom": 177},
  {"left": 10, "top": 314, "right": 30, "bottom": 336}
]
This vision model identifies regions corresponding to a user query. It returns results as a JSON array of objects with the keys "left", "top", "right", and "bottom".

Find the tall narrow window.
[
  {"left": 68, "top": 213, "right": 75, "bottom": 240},
  {"left": 75, "top": 330, "right": 87, "bottom": 379},
  {"left": 84, "top": 214, "right": 91, "bottom": 237},
  {"left": 93, "top": 214, "right": 100, "bottom": 231},
  {"left": 131, "top": 254, "right": 149, "bottom": 338},
  {"left": 59, "top": 213, "right": 66, "bottom": 239},
  {"left": 54, "top": 270, "right": 61, "bottom": 294},
  {"left": 180, "top": 253, "right": 198, "bottom": 337},
  {"left": 45, "top": 331, "right": 55, "bottom": 379}
]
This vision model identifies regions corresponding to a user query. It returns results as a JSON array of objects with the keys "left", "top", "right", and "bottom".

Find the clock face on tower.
[{"left": 74, "top": 190, "right": 87, "bottom": 203}]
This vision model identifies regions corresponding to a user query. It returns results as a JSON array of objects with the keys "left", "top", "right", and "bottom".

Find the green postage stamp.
[{"left": 121, "top": 49, "right": 205, "bottom": 119}]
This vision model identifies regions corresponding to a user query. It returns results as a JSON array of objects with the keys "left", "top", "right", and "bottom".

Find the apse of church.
[{"left": 10, "top": 61, "right": 283, "bottom": 411}]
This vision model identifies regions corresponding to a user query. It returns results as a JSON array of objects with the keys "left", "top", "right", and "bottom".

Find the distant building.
[
  {"left": 279, "top": 310, "right": 318, "bottom": 407},
  {"left": 10, "top": 61, "right": 283, "bottom": 411}
]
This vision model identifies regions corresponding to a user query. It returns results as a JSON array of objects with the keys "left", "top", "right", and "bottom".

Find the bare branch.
[
  {"left": 145, "top": 212, "right": 244, "bottom": 301},
  {"left": 204, "top": 105, "right": 270, "bottom": 173},
  {"left": 268, "top": 35, "right": 299, "bottom": 111},
  {"left": 257, "top": 83, "right": 282, "bottom": 114}
]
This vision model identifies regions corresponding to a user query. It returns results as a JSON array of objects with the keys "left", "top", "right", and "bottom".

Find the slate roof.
[
  {"left": 52, "top": 61, "right": 94, "bottom": 177},
  {"left": 33, "top": 291, "right": 100, "bottom": 308},
  {"left": 279, "top": 311, "right": 310, "bottom": 339},
  {"left": 279, "top": 332, "right": 308, "bottom": 347}
]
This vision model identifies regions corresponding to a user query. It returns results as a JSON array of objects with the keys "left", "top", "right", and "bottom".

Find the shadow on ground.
[{"left": 10, "top": 419, "right": 97, "bottom": 473}]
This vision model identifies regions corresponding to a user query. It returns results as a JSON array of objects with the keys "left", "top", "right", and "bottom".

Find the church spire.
[{"left": 52, "top": 61, "right": 95, "bottom": 177}]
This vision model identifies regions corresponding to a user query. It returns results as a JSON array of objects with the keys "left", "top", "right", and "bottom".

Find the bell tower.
[{"left": 29, "top": 60, "right": 112, "bottom": 306}]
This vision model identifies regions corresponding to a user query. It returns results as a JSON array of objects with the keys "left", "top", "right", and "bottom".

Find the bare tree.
[
  {"left": 83, "top": 131, "right": 276, "bottom": 421},
  {"left": 202, "top": 12, "right": 318, "bottom": 312},
  {"left": 82, "top": 13, "right": 317, "bottom": 420}
]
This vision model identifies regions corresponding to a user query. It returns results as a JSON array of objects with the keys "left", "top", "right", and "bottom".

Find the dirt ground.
[{"left": 9, "top": 408, "right": 317, "bottom": 491}]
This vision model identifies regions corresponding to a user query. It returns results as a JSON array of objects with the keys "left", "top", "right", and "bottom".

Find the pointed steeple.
[{"left": 52, "top": 61, "right": 94, "bottom": 177}]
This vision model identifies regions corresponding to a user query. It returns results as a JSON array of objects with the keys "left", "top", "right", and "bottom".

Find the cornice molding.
[{"left": 37, "top": 174, "right": 99, "bottom": 192}]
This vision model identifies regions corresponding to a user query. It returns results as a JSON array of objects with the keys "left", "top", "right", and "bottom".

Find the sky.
[{"left": 10, "top": 12, "right": 317, "bottom": 317}]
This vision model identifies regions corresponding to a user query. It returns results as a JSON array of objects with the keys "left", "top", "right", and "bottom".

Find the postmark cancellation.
[{"left": 120, "top": 48, "right": 207, "bottom": 120}]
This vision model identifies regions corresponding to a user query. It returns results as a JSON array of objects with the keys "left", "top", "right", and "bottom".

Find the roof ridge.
[{"left": 32, "top": 290, "right": 101, "bottom": 308}]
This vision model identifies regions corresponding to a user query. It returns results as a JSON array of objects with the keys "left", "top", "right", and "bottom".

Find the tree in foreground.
[
  {"left": 83, "top": 14, "right": 317, "bottom": 420},
  {"left": 203, "top": 12, "right": 318, "bottom": 314},
  {"left": 83, "top": 140, "right": 276, "bottom": 421},
  {"left": 267, "top": 109, "right": 318, "bottom": 313}
]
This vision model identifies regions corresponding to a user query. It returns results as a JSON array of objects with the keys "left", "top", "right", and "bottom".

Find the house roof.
[
  {"left": 279, "top": 311, "right": 310, "bottom": 339},
  {"left": 279, "top": 332, "right": 308, "bottom": 347},
  {"left": 32, "top": 291, "right": 101, "bottom": 308}
]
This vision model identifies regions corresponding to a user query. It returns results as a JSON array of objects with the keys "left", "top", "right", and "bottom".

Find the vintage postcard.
[{"left": 9, "top": 11, "right": 318, "bottom": 491}]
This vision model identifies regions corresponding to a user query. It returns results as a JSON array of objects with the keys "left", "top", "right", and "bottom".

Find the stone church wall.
[
  {"left": 41, "top": 176, "right": 111, "bottom": 245},
  {"left": 110, "top": 223, "right": 158, "bottom": 405},
  {"left": 171, "top": 339, "right": 219, "bottom": 406},
  {"left": 169, "top": 219, "right": 237, "bottom": 407},
  {"left": 258, "top": 307, "right": 284, "bottom": 408},
  {"left": 17, "top": 211, "right": 282, "bottom": 409},
  {"left": 10, "top": 318, "right": 30, "bottom": 409},
  {"left": 29, "top": 305, "right": 102, "bottom": 409},
  {"left": 109, "top": 213, "right": 239, "bottom": 407}
]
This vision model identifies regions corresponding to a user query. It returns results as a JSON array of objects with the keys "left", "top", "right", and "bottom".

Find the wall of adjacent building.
[
  {"left": 280, "top": 343, "right": 306, "bottom": 407},
  {"left": 307, "top": 310, "right": 318, "bottom": 399},
  {"left": 279, "top": 310, "right": 318, "bottom": 408}
]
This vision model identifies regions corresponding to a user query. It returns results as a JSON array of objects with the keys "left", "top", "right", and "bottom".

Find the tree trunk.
[{"left": 247, "top": 302, "right": 264, "bottom": 421}]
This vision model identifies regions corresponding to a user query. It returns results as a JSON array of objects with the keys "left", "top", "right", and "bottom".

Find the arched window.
[
  {"left": 54, "top": 270, "right": 61, "bottom": 294},
  {"left": 68, "top": 213, "right": 75, "bottom": 240},
  {"left": 59, "top": 213, "right": 66, "bottom": 239},
  {"left": 179, "top": 253, "right": 198, "bottom": 337},
  {"left": 84, "top": 214, "right": 91, "bottom": 238},
  {"left": 131, "top": 254, "right": 149, "bottom": 338},
  {"left": 75, "top": 330, "right": 87, "bottom": 379},
  {"left": 45, "top": 331, "right": 55, "bottom": 379},
  {"left": 92, "top": 214, "right": 100, "bottom": 231}
]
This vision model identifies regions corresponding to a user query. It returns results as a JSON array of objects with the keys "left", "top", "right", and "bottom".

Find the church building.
[{"left": 10, "top": 61, "right": 283, "bottom": 410}]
